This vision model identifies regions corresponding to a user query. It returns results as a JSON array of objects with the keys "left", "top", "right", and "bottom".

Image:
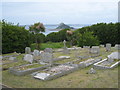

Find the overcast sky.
[{"left": 1, "top": 0, "right": 119, "bottom": 25}]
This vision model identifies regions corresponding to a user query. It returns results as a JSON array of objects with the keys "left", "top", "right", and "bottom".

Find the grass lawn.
[{"left": 1, "top": 47, "right": 119, "bottom": 88}]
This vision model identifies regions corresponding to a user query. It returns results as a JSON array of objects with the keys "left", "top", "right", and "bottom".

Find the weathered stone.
[
  {"left": 88, "top": 68, "right": 96, "bottom": 74},
  {"left": 106, "top": 43, "right": 111, "bottom": 52},
  {"left": 25, "top": 47, "right": 31, "bottom": 54},
  {"left": 115, "top": 44, "right": 120, "bottom": 50},
  {"left": 23, "top": 54, "right": 33, "bottom": 63},
  {"left": 100, "top": 45, "right": 104, "bottom": 48},
  {"left": 40, "top": 52, "right": 53, "bottom": 63},
  {"left": 63, "top": 40, "right": 69, "bottom": 54},
  {"left": 108, "top": 52, "right": 120, "bottom": 59},
  {"left": 44, "top": 48, "right": 53, "bottom": 53},
  {"left": 89, "top": 46, "right": 100, "bottom": 54},
  {"left": 9, "top": 57, "right": 16, "bottom": 60},
  {"left": 33, "top": 50, "right": 40, "bottom": 56},
  {"left": 83, "top": 46, "right": 90, "bottom": 48}
]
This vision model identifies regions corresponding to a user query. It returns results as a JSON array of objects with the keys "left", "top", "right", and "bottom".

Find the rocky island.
[{"left": 56, "top": 23, "right": 74, "bottom": 29}]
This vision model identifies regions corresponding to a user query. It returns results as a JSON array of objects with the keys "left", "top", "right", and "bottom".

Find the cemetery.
[{"left": 1, "top": 41, "right": 120, "bottom": 88}]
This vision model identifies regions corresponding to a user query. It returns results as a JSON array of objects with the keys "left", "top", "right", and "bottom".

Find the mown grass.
[
  {"left": 2, "top": 47, "right": 119, "bottom": 88},
  {"left": 30, "top": 42, "right": 64, "bottom": 51}
]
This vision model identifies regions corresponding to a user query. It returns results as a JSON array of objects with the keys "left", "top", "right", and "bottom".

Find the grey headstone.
[
  {"left": 106, "top": 43, "right": 111, "bottom": 52},
  {"left": 25, "top": 47, "right": 31, "bottom": 54},
  {"left": 44, "top": 48, "right": 53, "bottom": 53},
  {"left": 115, "top": 44, "right": 120, "bottom": 50},
  {"left": 89, "top": 46, "right": 100, "bottom": 54},
  {"left": 33, "top": 50, "right": 40, "bottom": 56},
  {"left": 40, "top": 52, "right": 53, "bottom": 63},
  {"left": 23, "top": 54, "right": 33, "bottom": 63}
]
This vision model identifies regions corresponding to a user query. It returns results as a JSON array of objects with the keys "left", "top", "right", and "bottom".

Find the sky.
[{"left": 1, "top": 0, "right": 119, "bottom": 25}]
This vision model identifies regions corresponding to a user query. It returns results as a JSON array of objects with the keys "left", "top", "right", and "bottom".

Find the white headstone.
[
  {"left": 33, "top": 50, "right": 40, "bottom": 56},
  {"left": 23, "top": 54, "right": 33, "bottom": 63},
  {"left": 25, "top": 47, "right": 31, "bottom": 54}
]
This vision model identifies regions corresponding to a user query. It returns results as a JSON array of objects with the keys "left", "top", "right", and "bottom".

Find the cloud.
[{"left": 2, "top": 1, "right": 118, "bottom": 24}]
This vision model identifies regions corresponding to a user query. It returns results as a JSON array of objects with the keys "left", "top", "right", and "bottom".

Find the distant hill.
[{"left": 56, "top": 23, "right": 74, "bottom": 29}]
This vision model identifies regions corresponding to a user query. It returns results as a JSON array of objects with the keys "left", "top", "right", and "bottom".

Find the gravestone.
[
  {"left": 63, "top": 40, "right": 69, "bottom": 54},
  {"left": 33, "top": 50, "right": 40, "bottom": 56},
  {"left": 89, "top": 46, "right": 100, "bottom": 54},
  {"left": 100, "top": 45, "right": 104, "bottom": 48},
  {"left": 33, "top": 50, "right": 40, "bottom": 60},
  {"left": 115, "top": 44, "right": 120, "bottom": 51},
  {"left": 25, "top": 47, "right": 31, "bottom": 54},
  {"left": 44, "top": 48, "right": 53, "bottom": 53},
  {"left": 83, "top": 46, "right": 90, "bottom": 48},
  {"left": 23, "top": 54, "right": 33, "bottom": 63},
  {"left": 40, "top": 52, "right": 53, "bottom": 64},
  {"left": 106, "top": 43, "right": 111, "bottom": 52}
]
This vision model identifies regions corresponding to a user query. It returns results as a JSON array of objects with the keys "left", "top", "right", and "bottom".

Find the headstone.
[
  {"left": 40, "top": 52, "right": 53, "bottom": 64},
  {"left": 106, "top": 43, "right": 111, "bottom": 52},
  {"left": 25, "top": 47, "right": 31, "bottom": 54},
  {"left": 83, "top": 46, "right": 90, "bottom": 48},
  {"left": 44, "top": 48, "right": 53, "bottom": 53},
  {"left": 23, "top": 54, "right": 33, "bottom": 63},
  {"left": 33, "top": 50, "right": 40, "bottom": 56},
  {"left": 89, "top": 46, "right": 100, "bottom": 54},
  {"left": 115, "top": 44, "right": 120, "bottom": 51},
  {"left": 100, "top": 45, "right": 104, "bottom": 48},
  {"left": 63, "top": 40, "right": 67, "bottom": 48},
  {"left": 33, "top": 50, "right": 40, "bottom": 60},
  {"left": 88, "top": 68, "right": 96, "bottom": 74},
  {"left": 9, "top": 57, "right": 16, "bottom": 60},
  {"left": 63, "top": 40, "right": 69, "bottom": 54}
]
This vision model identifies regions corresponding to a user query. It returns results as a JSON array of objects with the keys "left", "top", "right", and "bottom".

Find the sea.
[{"left": 24, "top": 24, "right": 91, "bottom": 35}]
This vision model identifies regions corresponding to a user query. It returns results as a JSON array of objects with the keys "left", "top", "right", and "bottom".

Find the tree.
[
  {"left": 2, "top": 20, "right": 32, "bottom": 53},
  {"left": 29, "top": 22, "right": 45, "bottom": 50},
  {"left": 76, "top": 32, "right": 100, "bottom": 47}
]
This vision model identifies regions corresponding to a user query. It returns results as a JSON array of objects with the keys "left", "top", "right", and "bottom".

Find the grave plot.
[
  {"left": 33, "top": 64, "right": 78, "bottom": 81},
  {"left": 94, "top": 58, "right": 120, "bottom": 69},
  {"left": 9, "top": 63, "right": 51, "bottom": 76},
  {"left": 1, "top": 54, "right": 20, "bottom": 65},
  {"left": 67, "top": 58, "right": 102, "bottom": 68},
  {"left": 94, "top": 52, "right": 120, "bottom": 69}
]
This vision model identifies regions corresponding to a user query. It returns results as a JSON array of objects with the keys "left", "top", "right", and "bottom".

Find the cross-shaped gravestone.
[
  {"left": 63, "top": 40, "right": 69, "bottom": 54},
  {"left": 63, "top": 40, "right": 66, "bottom": 48}
]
